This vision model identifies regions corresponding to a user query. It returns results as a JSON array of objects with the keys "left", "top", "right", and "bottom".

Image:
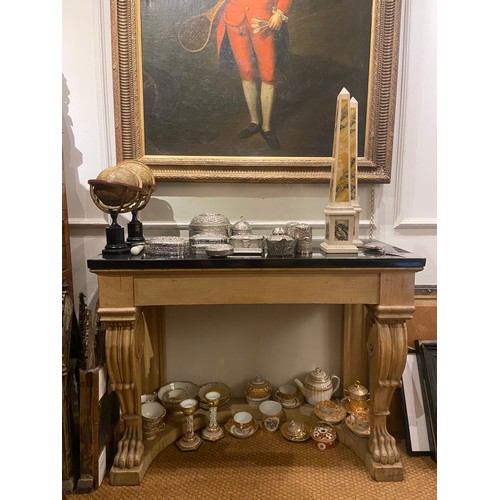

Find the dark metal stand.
[
  {"left": 126, "top": 210, "right": 145, "bottom": 246},
  {"left": 103, "top": 212, "right": 130, "bottom": 256}
]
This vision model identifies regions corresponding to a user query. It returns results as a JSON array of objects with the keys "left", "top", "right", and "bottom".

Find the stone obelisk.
[
  {"left": 349, "top": 97, "right": 363, "bottom": 247},
  {"left": 320, "top": 88, "right": 359, "bottom": 254}
]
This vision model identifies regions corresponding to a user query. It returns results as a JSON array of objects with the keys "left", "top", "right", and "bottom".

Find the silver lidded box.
[
  {"left": 229, "top": 234, "right": 265, "bottom": 254},
  {"left": 232, "top": 216, "right": 253, "bottom": 235},
  {"left": 189, "top": 212, "right": 232, "bottom": 237},
  {"left": 266, "top": 235, "right": 297, "bottom": 257},
  {"left": 189, "top": 232, "right": 229, "bottom": 256},
  {"left": 145, "top": 236, "right": 191, "bottom": 258}
]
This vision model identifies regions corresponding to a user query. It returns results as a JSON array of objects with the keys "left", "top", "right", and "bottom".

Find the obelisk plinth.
[{"left": 320, "top": 88, "right": 359, "bottom": 254}]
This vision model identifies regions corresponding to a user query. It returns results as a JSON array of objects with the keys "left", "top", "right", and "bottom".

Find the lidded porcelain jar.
[
  {"left": 344, "top": 380, "right": 370, "bottom": 411},
  {"left": 245, "top": 376, "right": 272, "bottom": 406},
  {"left": 344, "top": 380, "right": 369, "bottom": 401}
]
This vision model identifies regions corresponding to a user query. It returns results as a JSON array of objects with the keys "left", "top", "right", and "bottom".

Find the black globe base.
[
  {"left": 102, "top": 224, "right": 130, "bottom": 256},
  {"left": 126, "top": 218, "right": 145, "bottom": 246}
]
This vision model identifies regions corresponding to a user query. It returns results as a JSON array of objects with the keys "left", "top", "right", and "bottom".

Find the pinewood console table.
[{"left": 88, "top": 243, "right": 425, "bottom": 485}]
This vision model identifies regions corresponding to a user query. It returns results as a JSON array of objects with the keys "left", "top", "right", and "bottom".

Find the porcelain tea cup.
[
  {"left": 352, "top": 409, "right": 370, "bottom": 432},
  {"left": 141, "top": 392, "right": 157, "bottom": 404},
  {"left": 233, "top": 411, "right": 254, "bottom": 433},
  {"left": 276, "top": 384, "right": 297, "bottom": 400},
  {"left": 141, "top": 401, "right": 166, "bottom": 440},
  {"left": 275, "top": 384, "right": 302, "bottom": 407},
  {"left": 259, "top": 400, "right": 284, "bottom": 433}
]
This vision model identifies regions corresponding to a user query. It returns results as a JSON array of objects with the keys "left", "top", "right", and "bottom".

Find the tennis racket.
[{"left": 178, "top": 0, "right": 226, "bottom": 53}]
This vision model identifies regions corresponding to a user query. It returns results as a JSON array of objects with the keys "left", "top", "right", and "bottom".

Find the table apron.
[{"left": 133, "top": 271, "right": 380, "bottom": 305}]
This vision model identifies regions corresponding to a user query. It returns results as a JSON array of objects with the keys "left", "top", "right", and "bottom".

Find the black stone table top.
[{"left": 87, "top": 241, "right": 426, "bottom": 271}]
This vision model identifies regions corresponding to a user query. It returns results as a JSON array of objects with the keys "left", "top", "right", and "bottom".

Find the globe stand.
[
  {"left": 126, "top": 210, "right": 145, "bottom": 246},
  {"left": 88, "top": 161, "right": 156, "bottom": 255},
  {"left": 103, "top": 211, "right": 130, "bottom": 256}
]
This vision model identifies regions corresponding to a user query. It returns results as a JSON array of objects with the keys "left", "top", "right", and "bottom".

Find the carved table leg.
[
  {"left": 366, "top": 308, "right": 409, "bottom": 466},
  {"left": 100, "top": 307, "right": 144, "bottom": 469}
]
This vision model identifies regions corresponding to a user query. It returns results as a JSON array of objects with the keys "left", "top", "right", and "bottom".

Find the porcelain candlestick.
[
  {"left": 176, "top": 398, "right": 202, "bottom": 451},
  {"left": 202, "top": 391, "right": 225, "bottom": 441}
]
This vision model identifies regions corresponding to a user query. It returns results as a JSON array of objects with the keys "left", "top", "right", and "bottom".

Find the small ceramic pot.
[{"left": 310, "top": 422, "right": 337, "bottom": 451}]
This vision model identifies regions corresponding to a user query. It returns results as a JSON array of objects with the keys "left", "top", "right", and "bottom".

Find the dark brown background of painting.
[{"left": 141, "top": 0, "right": 371, "bottom": 158}]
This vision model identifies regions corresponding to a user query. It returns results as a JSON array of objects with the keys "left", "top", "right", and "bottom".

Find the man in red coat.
[{"left": 217, "top": 0, "right": 292, "bottom": 150}]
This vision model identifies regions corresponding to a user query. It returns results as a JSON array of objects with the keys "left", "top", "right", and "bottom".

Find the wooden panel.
[
  {"left": 97, "top": 275, "right": 135, "bottom": 307},
  {"left": 141, "top": 307, "right": 165, "bottom": 393},
  {"left": 406, "top": 295, "right": 437, "bottom": 346},
  {"left": 134, "top": 270, "right": 380, "bottom": 306},
  {"left": 379, "top": 272, "right": 416, "bottom": 307},
  {"left": 342, "top": 304, "right": 369, "bottom": 391}
]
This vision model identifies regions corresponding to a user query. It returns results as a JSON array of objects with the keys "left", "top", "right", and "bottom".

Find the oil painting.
[{"left": 112, "top": 0, "right": 401, "bottom": 182}]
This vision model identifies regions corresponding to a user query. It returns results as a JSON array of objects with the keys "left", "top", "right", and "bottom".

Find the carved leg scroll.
[
  {"left": 366, "top": 308, "right": 409, "bottom": 466},
  {"left": 100, "top": 307, "right": 145, "bottom": 469}
]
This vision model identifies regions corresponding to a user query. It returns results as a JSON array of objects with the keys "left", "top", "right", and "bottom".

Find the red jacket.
[{"left": 217, "top": 0, "right": 292, "bottom": 54}]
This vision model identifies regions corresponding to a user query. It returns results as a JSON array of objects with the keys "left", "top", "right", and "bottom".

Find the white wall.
[{"left": 62, "top": 0, "right": 436, "bottom": 396}]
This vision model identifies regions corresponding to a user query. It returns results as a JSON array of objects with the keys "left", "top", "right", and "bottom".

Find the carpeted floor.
[{"left": 73, "top": 431, "right": 436, "bottom": 499}]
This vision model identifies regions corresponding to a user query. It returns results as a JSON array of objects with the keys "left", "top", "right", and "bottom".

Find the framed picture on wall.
[{"left": 111, "top": 0, "right": 402, "bottom": 182}]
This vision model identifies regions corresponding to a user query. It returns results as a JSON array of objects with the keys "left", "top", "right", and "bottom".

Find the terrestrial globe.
[
  {"left": 88, "top": 165, "right": 146, "bottom": 256},
  {"left": 119, "top": 160, "right": 156, "bottom": 245}
]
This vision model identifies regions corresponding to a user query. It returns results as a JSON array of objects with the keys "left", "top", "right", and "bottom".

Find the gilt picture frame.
[{"left": 111, "top": 0, "right": 401, "bottom": 183}]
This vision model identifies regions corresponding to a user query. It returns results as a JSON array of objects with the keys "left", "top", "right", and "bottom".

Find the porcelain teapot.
[{"left": 294, "top": 367, "right": 340, "bottom": 405}]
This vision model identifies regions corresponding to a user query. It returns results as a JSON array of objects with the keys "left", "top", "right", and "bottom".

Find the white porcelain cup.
[
  {"left": 233, "top": 411, "right": 254, "bottom": 433},
  {"left": 277, "top": 384, "right": 297, "bottom": 399},
  {"left": 141, "top": 401, "right": 165, "bottom": 419},
  {"left": 141, "top": 393, "right": 157, "bottom": 404},
  {"left": 353, "top": 410, "right": 370, "bottom": 432},
  {"left": 259, "top": 400, "right": 283, "bottom": 433},
  {"left": 141, "top": 401, "right": 166, "bottom": 440}
]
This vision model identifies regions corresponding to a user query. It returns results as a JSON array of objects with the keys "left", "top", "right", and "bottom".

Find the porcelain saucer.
[
  {"left": 341, "top": 397, "right": 370, "bottom": 414},
  {"left": 345, "top": 414, "right": 370, "bottom": 438},
  {"left": 275, "top": 392, "right": 304, "bottom": 409},
  {"left": 280, "top": 422, "right": 310, "bottom": 442},
  {"left": 198, "top": 382, "right": 231, "bottom": 410},
  {"left": 314, "top": 399, "right": 346, "bottom": 424},
  {"left": 225, "top": 418, "right": 259, "bottom": 439}
]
